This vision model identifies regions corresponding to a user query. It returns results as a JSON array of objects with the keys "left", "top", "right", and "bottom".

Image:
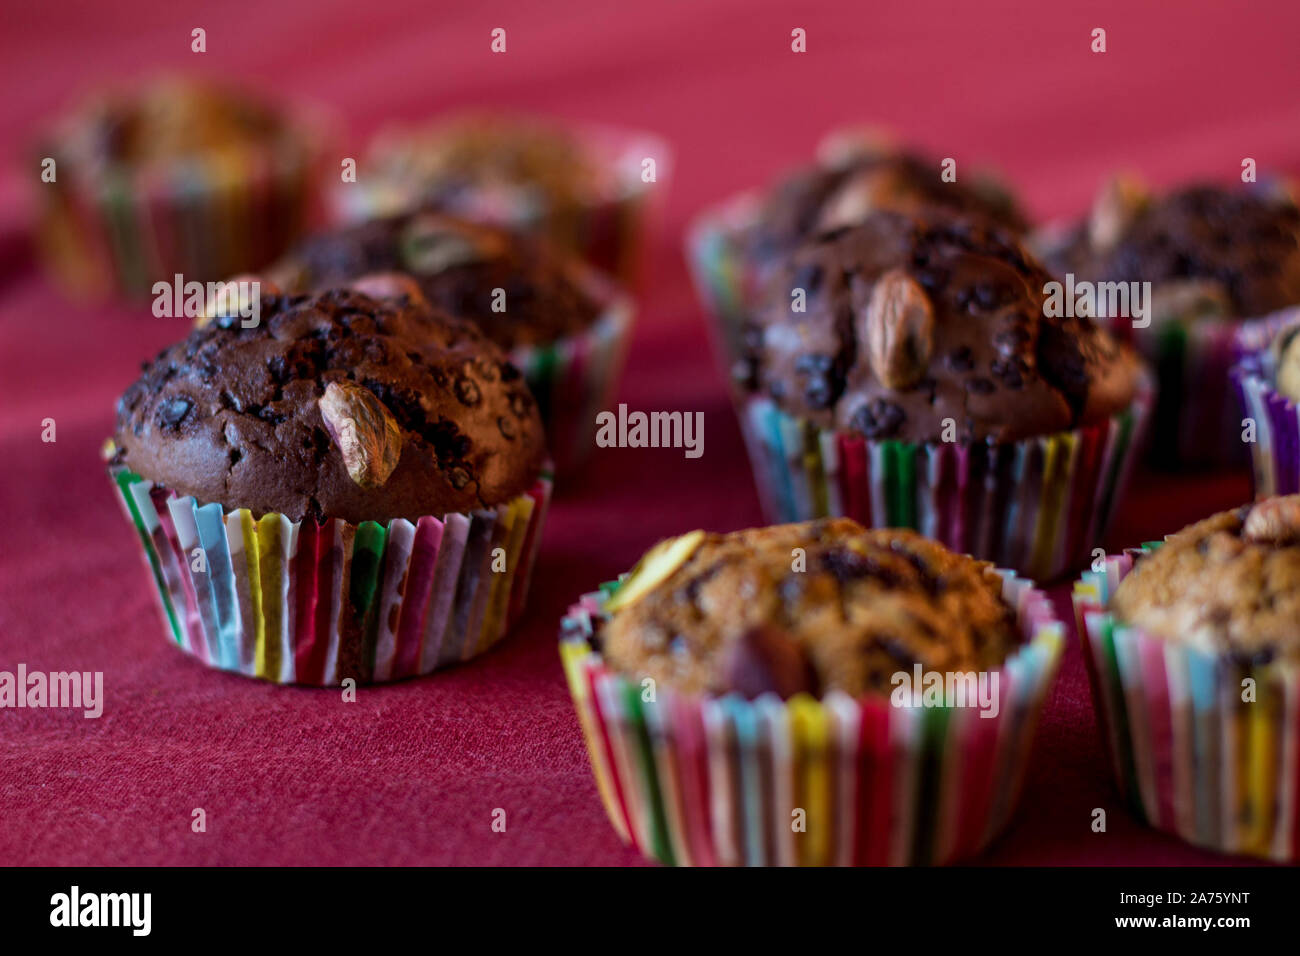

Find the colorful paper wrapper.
[
  {"left": 1073, "top": 547, "right": 1300, "bottom": 862},
  {"left": 559, "top": 571, "right": 1064, "bottom": 866},
  {"left": 1231, "top": 305, "right": 1300, "bottom": 499},
  {"left": 507, "top": 265, "right": 635, "bottom": 476},
  {"left": 334, "top": 124, "right": 670, "bottom": 291},
  {"left": 684, "top": 191, "right": 765, "bottom": 400},
  {"left": 736, "top": 370, "right": 1153, "bottom": 583},
  {"left": 36, "top": 118, "right": 330, "bottom": 302},
  {"left": 110, "top": 463, "right": 551, "bottom": 685}
]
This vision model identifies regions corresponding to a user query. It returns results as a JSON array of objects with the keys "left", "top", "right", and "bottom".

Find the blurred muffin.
[
  {"left": 686, "top": 132, "right": 1027, "bottom": 381},
  {"left": 1043, "top": 180, "right": 1300, "bottom": 466},
  {"left": 108, "top": 287, "right": 551, "bottom": 684},
  {"left": 268, "top": 211, "right": 634, "bottom": 472},
  {"left": 737, "top": 207, "right": 1149, "bottom": 580},
  {"left": 337, "top": 114, "right": 666, "bottom": 285},
  {"left": 34, "top": 78, "right": 326, "bottom": 299},
  {"left": 1075, "top": 495, "right": 1300, "bottom": 861},
  {"left": 560, "top": 519, "right": 1064, "bottom": 866}
]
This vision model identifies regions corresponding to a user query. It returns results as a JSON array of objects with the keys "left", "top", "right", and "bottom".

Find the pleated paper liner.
[
  {"left": 1073, "top": 548, "right": 1300, "bottom": 863},
  {"left": 110, "top": 463, "right": 551, "bottom": 685},
  {"left": 683, "top": 191, "right": 765, "bottom": 402},
  {"left": 737, "top": 371, "right": 1153, "bottom": 583},
  {"left": 334, "top": 125, "right": 670, "bottom": 291},
  {"left": 507, "top": 265, "right": 635, "bottom": 476},
  {"left": 1231, "top": 306, "right": 1300, "bottom": 499},
  {"left": 560, "top": 571, "right": 1064, "bottom": 866},
  {"left": 35, "top": 113, "right": 328, "bottom": 301}
]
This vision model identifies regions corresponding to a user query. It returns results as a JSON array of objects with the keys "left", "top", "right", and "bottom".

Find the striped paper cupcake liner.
[
  {"left": 1102, "top": 312, "right": 1247, "bottom": 468},
  {"left": 334, "top": 125, "right": 670, "bottom": 291},
  {"left": 36, "top": 123, "right": 327, "bottom": 301},
  {"left": 684, "top": 191, "right": 765, "bottom": 400},
  {"left": 507, "top": 266, "right": 635, "bottom": 476},
  {"left": 559, "top": 571, "right": 1064, "bottom": 866},
  {"left": 1073, "top": 548, "right": 1300, "bottom": 863},
  {"left": 1231, "top": 306, "right": 1300, "bottom": 499},
  {"left": 737, "top": 371, "right": 1152, "bottom": 582},
  {"left": 110, "top": 464, "right": 551, "bottom": 685}
]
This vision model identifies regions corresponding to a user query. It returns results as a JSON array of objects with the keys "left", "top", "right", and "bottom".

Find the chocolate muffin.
[
  {"left": 1046, "top": 182, "right": 1300, "bottom": 319},
  {"left": 111, "top": 287, "right": 546, "bottom": 524},
  {"left": 742, "top": 207, "right": 1142, "bottom": 443},
  {"left": 599, "top": 519, "right": 1021, "bottom": 698},
  {"left": 1111, "top": 496, "right": 1300, "bottom": 664},
  {"left": 270, "top": 212, "right": 602, "bottom": 350},
  {"left": 744, "top": 142, "right": 1027, "bottom": 269},
  {"left": 1044, "top": 180, "right": 1300, "bottom": 467}
]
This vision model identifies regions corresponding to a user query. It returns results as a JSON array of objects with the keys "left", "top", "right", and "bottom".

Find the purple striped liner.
[{"left": 1231, "top": 306, "right": 1300, "bottom": 499}]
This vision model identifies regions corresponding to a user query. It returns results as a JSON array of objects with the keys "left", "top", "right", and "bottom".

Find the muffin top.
[
  {"left": 742, "top": 208, "right": 1142, "bottom": 443},
  {"left": 271, "top": 212, "right": 603, "bottom": 349},
  {"left": 598, "top": 519, "right": 1021, "bottom": 699},
  {"left": 1112, "top": 496, "right": 1300, "bottom": 664},
  {"left": 44, "top": 80, "right": 302, "bottom": 173},
  {"left": 364, "top": 115, "right": 603, "bottom": 217},
  {"left": 112, "top": 288, "right": 545, "bottom": 524},
  {"left": 744, "top": 143, "right": 1026, "bottom": 265},
  {"left": 1046, "top": 182, "right": 1300, "bottom": 319}
]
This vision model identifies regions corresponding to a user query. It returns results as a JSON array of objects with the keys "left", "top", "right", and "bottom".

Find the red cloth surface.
[{"left": 2, "top": 0, "right": 1297, "bottom": 865}]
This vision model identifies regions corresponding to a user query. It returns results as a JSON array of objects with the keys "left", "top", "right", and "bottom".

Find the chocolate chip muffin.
[
  {"left": 745, "top": 143, "right": 1027, "bottom": 269},
  {"left": 1111, "top": 496, "right": 1300, "bottom": 664},
  {"left": 743, "top": 207, "right": 1142, "bottom": 443},
  {"left": 1043, "top": 180, "right": 1300, "bottom": 467},
  {"left": 1046, "top": 182, "right": 1300, "bottom": 320},
  {"left": 270, "top": 212, "right": 602, "bottom": 350},
  {"left": 34, "top": 78, "right": 323, "bottom": 298},
  {"left": 599, "top": 519, "right": 1021, "bottom": 698},
  {"left": 338, "top": 114, "right": 663, "bottom": 285},
  {"left": 561, "top": 519, "right": 1065, "bottom": 865},
  {"left": 111, "top": 287, "right": 545, "bottom": 524}
]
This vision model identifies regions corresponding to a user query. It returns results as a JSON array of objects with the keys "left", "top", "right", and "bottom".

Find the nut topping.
[
  {"left": 861, "top": 268, "right": 935, "bottom": 389},
  {"left": 1243, "top": 495, "right": 1300, "bottom": 545},
  {"left": 318, "top": 381, "right": 403, "bottom": 488},
  {"left": 1088, "top": 175, "right": 1149, "bottom": 251}
]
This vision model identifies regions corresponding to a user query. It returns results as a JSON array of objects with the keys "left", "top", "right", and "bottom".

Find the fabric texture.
[{"left": 1, "top": 0, "right": 1295, "bottom": 865}]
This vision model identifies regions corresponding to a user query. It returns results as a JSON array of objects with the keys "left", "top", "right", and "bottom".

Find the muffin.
[
  {"left": 268, "top": 211, "right": 634, "bottom": 472},
  {"left": 1231, "top": 312, "right": 1300, "bottom": 498},
  {"left": 560, "top": 519, "right": 1065, "bottom": 866},
  {"left": 107, "top": 287, "right": 551, "bottom": 684},
  {"left": 686, "top": 132, "right": 1027, "bottom": 385},
  {"left": 1041, "top": 180, "right": 1300, "bottom": 466},
  {"left": 33, "top": 78, "right": 326, "bottom": 299},
  {"left": 1074, "top": 495, "right": 1300, "bottom": 862},
  {"left": 736, "top": 206, "right": 1151, "bottom": 581},
  {"left": 336, "top": 114, "right": 667, "bottom": 286}
]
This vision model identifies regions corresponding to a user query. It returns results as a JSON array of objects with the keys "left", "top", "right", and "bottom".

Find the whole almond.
[
  {"left": 862, "top": 268, "right": 934, "bottom": 390},
  {"left": 195, "top": 275, "right": 277, "bottom": 329},
  {"left": 318, "top": 381, "right": 403, "bottom": 488},
  {"left": 349, "top": 272, "right": 429, "bottom": 307},
  {"left": 1243, "top": 495, "right": 1300, "bottom": 545},
  {"left": 1088, "top": 175, "right": 1148, "bottom": 251}
]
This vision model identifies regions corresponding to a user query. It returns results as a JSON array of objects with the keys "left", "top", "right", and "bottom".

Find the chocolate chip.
[
  {"left": 157, "top": 396, "right": 193, "bottom": 429},
  {"left": 455, "top": 375, "right": 481, "bottom": 407},
  {"left": 721, "top": 626, "right": 820, "bottom": 700},
  {"left": 448, "top": 467, "right": 471, "bottom": 489},
  {"left": 508, "top": 391, "right": 531, "bottom": 417},
  {"left": 793, "top": 261, "right": 823, "bottom": 293},
  {"left": 946, "top": 346, "right": 974, "bottom": 372},
  {"left": 965, "top": 376, "right": 996, "bottom": 395},
  {"left": 991, "top": 356, "right": 1026, "bottom": 389},
  {"left": 849, "top": 398, "right": 906, "bottom": 439}
]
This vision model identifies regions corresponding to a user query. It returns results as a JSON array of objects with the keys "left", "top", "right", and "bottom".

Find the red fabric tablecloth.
[{"left": 2, "top": 0, "right": 1297, "bottom": 865}]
